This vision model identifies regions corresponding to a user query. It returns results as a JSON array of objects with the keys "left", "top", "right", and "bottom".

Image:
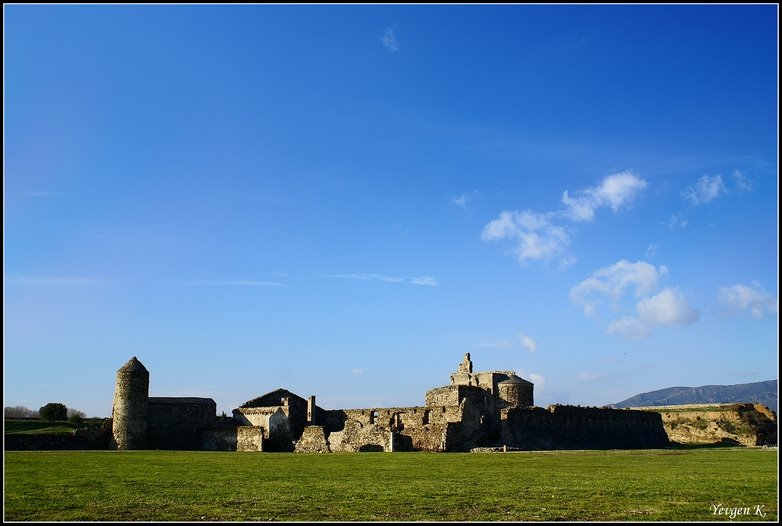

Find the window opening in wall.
[
  {"left": 370, "top": 410, "right": 378, "bottom": 424},
  {"left": 423, "top": 410, "right": 430, "bottom": 425}
]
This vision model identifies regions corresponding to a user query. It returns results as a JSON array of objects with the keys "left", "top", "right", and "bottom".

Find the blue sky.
[{"left": 4, "top": 5, "right": 778, "bottom": 417}]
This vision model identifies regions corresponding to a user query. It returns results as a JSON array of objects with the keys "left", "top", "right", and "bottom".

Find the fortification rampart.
[
  {"left": 147, "top": 398, "right": 217, "bottom": 450},
  {"left": 499, "top": 405, "right": 669, "bottom": 450}
]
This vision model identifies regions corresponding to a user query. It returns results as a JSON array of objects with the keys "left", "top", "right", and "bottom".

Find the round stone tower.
[
  {"left": 110, "top": 356, "right": 149, "bottom": 450},
  {"left": 498, "top": 375, "right": 534, "bottom": 408}
]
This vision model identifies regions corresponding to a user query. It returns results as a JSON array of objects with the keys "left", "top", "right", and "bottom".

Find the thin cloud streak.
[
  {"left": 327, "top": 274, "right": 438, "bottom": 286},
  {"left": 381, "top": 28, "right": 399, "bottom": 52}
]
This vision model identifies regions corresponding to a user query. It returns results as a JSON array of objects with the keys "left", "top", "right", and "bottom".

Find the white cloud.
[
  {"left": 450, "top": 191, "right": 479, "bottom": 209},
  {"left": 528, "top": 373, "right": 546, "bottom": 390},
  {"left": 606, "top": 316, "right": 650, "bottom": 340},
  {"left": 381, "top": 27, "right": 399, "bottom": 52},
  {"left": 607, "top": 287, "right": 700, "bottom": 339},
  {"left": 731, "top": 170, "right": 753, "bottom": 193},
  {"left": 483, "top": 171, "right": 645, "bottom": 267},
  {"left": 327, "top": 273, "right": 436, "bottom": 286},
  {"left": 718, "top": 282, "right": 778, "bottom": 318},
  {"left": 646, "top": 243, "right": 658, "bottom": 258},
  {"left": 636, "top": 287, "right": 700, "bottom": 325},
  {"left": 570, "top": 260, "right": 668, "bottom": 308},
  {"left": 518, "top": 370, "right": 545, "bottom": 391},
  {"left": 410, "top": 276, "right": 438, "bottom": 286},
  {"left": 352, "top": 369, "right": 365, "bottom": 375},
  {"left": 667, "top": 213, "right": 688, "bottom": 230},
  {"left": 558, "top": 255, "right": 577, "bottom": 271},
  {"left": 682, "top": 174, "right": 726, "bottom": 205},
  {"left": 562, "top": 171, "right": 648, "bottom": 222},
  {"left": 482, "top": 210, "right": 570, "bottom": 263},
  {"left": 519, "top": 333, "right": 537, "bottom": 353},
  {"left": 452, "top": 194, "right": 468, "bottom": 208}
]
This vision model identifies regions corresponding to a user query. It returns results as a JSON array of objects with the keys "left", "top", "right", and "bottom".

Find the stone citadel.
[{"left": 110, "top": 353, "right": 671, "bottom": 452}]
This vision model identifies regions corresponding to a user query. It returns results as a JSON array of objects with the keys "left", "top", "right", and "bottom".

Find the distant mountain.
[{"left": 613, "top": 380, "right": 777, "bottom": 413}]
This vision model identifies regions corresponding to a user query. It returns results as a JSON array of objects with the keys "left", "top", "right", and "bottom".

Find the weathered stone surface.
[
  {"left": 294, "top": 426, "right": 330, "bottom": 453},
  {"left": 110, "top": 357, "right": 149, "bottom": 450},
  {"left": 328, "top": 421, "right": 390, "bottom": 452},
  {"left": 632, "top": 403, "right": 777, "bottom": 446},
  {"left": 499, "top": 405, "right": 670, "bottom": 450},
  {"left": 237, "top": 426, "right": 262, "bottom": 451},
  {"left": 104, "top": 354, "right": 702, "bottom": 454}
]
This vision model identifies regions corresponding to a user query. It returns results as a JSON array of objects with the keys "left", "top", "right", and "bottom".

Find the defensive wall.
[{"left": 7, "top": 354, "right": 776, "bottom": 452}]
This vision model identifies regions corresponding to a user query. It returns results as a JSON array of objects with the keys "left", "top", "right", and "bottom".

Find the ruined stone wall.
[
  {"left": 321, "top": 404, "right": 469, "bottom": 452},
  {"left": 472, "top": 371, "right": 515, "bottom": 393},
  {"left": 147, "top": 399, "right": 216, "bottom": 450},
  {"left": 425, "top": 385, "right": 491, "bottom": 409},
  {"left": 237, "top": 426, "right": 263, "bottom": 451},
  {"left": 327, "top": 420, "right": 391, "bottom": 452},
  {"left": 234, "top": 406, "right": 279, "bottom": 428},
  {"left": 285, "top": 396, "right": 308, "bottom": 439},
  {"left": 499, "top": 405, "right": 669, "bottom": 450},
  {"left": 294, "top": 426, "right": 330, "bottom": 453},
  {"left": 200, "top": 428, "right": 238, "bottom": 451}
]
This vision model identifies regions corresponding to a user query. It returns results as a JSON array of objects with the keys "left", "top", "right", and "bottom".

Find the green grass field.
[{"left": 3, "top": 448, "right": 777, "bottom": 521}]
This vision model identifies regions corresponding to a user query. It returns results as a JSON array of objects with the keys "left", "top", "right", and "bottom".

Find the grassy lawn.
[{"left": 3, "top": 448, "right": 777, "bottom": 521}]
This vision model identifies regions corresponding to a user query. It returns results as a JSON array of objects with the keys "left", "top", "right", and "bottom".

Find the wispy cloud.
[
  {"left": 352, "top": 369, "right": 365, "bottom": 375},
  {"left": 519, "top": 333, "right": 537, "bottom": 353},
  {"left": 482, "top": 171, "right": 647, "bottom": 266},
  {"left": 682, "top": 174, "right": 726, "bottom": 205},
  {"left": 667, "top": 213, "right": 688, "bottom": 230},
  {"left": 411, "top": 276, "right": 438, "bottom": 287},
  {"left": 381, "top": 27, "right": 399, "bottom": 52},
  {"left": 327, "top": 273, "right": 437, "bottom": 286},
  {"left": 718, "top": 282, "right": 777, "bottom": 319},
  {"left": 184, "top": 280, "right": 288, "bottom": 287},
  {"left": 562, "top": 171, "right": 648, "bottom": 222},
  {"left": 450, "top": 190, "right": 480, "bottom": 209},
  {"left": 645, "top": 244, "right": 658, "bottom": 258},
  {"left": 328, "top": 273, "right": 404, "bottom": 283},
  {"left": 731, "top": 170, "right": 753, "bottom": 193}
]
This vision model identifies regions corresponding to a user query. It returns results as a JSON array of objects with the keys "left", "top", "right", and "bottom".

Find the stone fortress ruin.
[{"left": 110, "top": 353, "right": 673, "bottom": 452}]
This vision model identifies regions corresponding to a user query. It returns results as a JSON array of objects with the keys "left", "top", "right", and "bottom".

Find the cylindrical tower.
[
  {"left": 110, "top": 356, "right": 149, "bottom": 450},
  {"left": 498, "top": 376, "right": 534, "bottom": 408}
]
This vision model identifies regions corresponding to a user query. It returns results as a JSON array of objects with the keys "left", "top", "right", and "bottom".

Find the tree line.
[{"left": 4, "top": 404, "right": 87, "bottom": 422}]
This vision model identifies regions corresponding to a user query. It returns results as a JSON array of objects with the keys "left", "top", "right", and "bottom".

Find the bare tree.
[{"left": 4, "top": 406, "right": 39, "bottom": 418}]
